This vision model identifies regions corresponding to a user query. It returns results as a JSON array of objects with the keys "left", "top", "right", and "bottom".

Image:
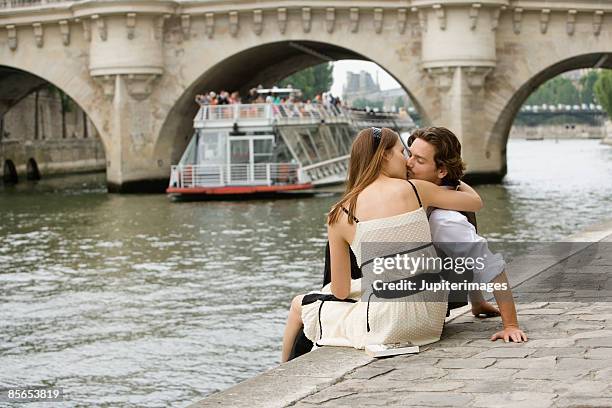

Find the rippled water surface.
[{"left": 1, "top": 139, "right": 611, "bottom": 407}]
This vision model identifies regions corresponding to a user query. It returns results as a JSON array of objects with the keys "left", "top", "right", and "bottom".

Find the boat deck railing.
[
  {"left": 193, "top": 103, "right": 384, "bottom": 128},
  {"left": 169, "top": 162, "right": 302, "bottom": 189}
]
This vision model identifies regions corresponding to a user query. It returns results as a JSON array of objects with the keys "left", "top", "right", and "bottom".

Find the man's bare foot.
[{"left": 471, "top": 301, "right": 500, "bottom": 318}]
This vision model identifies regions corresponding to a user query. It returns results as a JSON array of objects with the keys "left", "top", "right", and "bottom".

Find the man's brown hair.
[{"left": 408, "top": 127, "right": 466, "bottom": 185}]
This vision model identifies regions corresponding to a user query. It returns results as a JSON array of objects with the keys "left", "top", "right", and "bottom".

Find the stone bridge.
[{"left": 1, "top": 0, "right": 611, "bottom": 192}]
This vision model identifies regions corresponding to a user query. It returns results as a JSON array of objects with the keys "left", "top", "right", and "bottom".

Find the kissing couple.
[{"left": 281, "top": 126, "right": 527, "bottom": 363}]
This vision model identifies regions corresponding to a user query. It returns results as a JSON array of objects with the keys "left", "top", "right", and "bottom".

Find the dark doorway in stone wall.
[
  {"left": 27, "top": 158, "right": 41, "bottom": 181},
  {"left": 3, "top": 159, "right": 18, "bottom": 184}
]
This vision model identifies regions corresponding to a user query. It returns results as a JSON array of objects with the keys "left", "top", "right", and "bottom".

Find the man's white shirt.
[{"left": 429, "top": 208, "right": 505, "bottom": 284}]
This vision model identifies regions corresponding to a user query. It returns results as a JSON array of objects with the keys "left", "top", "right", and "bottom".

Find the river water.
[{"left": 1, "top": 139, "right": 611, "bottom": 407}]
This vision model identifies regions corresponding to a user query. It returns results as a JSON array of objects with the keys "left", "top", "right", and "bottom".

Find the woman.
[{"left": 281, "top": 127, "right": 485, "bottom": 362}]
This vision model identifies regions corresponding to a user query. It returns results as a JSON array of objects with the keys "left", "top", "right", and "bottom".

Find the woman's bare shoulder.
[
  {"left": 389, "top": 178, "right": 421, "bottom": 197},
  {"left": 364, "top": 179, "right": 419, "bottom": 206},
  {"left": 360, "top": 178, "right": 410, "bottom": 199}
]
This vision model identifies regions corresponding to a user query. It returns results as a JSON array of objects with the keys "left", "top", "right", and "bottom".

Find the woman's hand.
[{"left": 490, "top": 326, "right": 528, "bottom": 343}]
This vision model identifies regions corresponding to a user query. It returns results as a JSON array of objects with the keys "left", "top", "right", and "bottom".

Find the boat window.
[
  {"left": 198, "top": 131, "right": 227, "bottom": 166},
  {"left": 230, "top": 139, "right": 250, "bottom": 164},
  {"left": 254, "top": 139, "right": 273, "bottom": 154},
  {"left": 254, "top": 139, "right": 274, "bottom": 163},
  {"left": 273, "top": 141, "right": 293, "bottom": 163}
]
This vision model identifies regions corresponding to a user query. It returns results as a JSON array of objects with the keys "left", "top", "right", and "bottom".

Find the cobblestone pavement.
[
  {"left": 192, "top": 231, "right": 612, "bottom": 408},
  {"left": 288, "top": 237, "right": 612, "bottom": 408}
]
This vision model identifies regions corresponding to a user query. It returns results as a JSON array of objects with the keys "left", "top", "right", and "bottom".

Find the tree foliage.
[
  {"left": 351, "top": 98, "right": 384, "bottom": 110},
  {"left": 579, "top": 70, "right": 599, "bottom": 104},
  {"left": 279, "top": 63, "right": 334, "bottom": 101},
  {"left": 47, "top": 84, "right": 74, "bottom": 113},
  {"left": 526, "top": 77, "right": 580, "bottom": 106},
  {"left": 594, "top": 70, "right": 612, "bottom": 119},
  {"left": 524, "top": 70, "right": 612, "bottom": 108}
]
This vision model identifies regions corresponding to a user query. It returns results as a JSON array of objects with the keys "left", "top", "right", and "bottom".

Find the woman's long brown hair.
[{"left": 328, "top": 127, "right": 399, "bottom": 225}]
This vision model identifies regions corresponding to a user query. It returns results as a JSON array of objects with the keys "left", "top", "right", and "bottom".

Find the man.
[
  {"left": 406, "top": 127, "right": 500, "bottom": 318},
  {"left": 405, "top": 127, "right": 527, "bottom": 343}
]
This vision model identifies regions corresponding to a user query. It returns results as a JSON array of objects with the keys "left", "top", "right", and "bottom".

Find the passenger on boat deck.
[
  {"left": 193, "top": 88, "right": 344, "bottom": 111},
  {"left": 217, "top": 91, "right": 230, "bottom": 105},
  {"left": 194, "top": 91, "right": 218, "bottom": 106},
  {"left": 230, "top": 91, "right": 241, "bottom": 104},
  {"left": 245, "top": 88, "right": 258, "bottom": 103}
]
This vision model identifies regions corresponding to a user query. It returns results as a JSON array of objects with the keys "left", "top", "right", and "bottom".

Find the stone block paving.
[{"left": 291, "top": 239, "right": 612, "bottom": 408}]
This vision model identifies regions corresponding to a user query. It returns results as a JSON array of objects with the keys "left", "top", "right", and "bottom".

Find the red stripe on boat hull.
[{"left": 166, "top": 183, "right": 313, "bottom": 195}]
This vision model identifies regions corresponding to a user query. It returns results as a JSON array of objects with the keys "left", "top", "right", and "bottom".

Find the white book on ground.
[{"left": 365, "top": 343, "right": 420, "bottom": 358}]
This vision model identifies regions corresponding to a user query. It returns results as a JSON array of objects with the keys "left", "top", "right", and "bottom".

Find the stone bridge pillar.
[
  {"left": 79, "top": 2, "right": 171, "bottom": 192},
  {"left": 417, "top": 1, "right": 505, "bottom": 181}
]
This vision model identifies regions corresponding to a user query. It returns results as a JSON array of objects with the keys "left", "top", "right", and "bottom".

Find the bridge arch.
[
  {"left": 0, "top": 62, "right": 110, "bottom": 159},
  {"left": 26, "top": 158, "right": 41, "bottom": 181},
  {"left": 478, "top": 45, "right": 612, "bottom": 180},
  {"left": 3, "top": 159, "right": 18, "bottom": 184},
  {"left": 490, "top": 53, "right": 612, "bottom": 154},
  {"left": 155, "top": 39, "right": 428, "bottom": 164},
  {"left": 0, "top": 64, "right": 109, "bottom": 182}
]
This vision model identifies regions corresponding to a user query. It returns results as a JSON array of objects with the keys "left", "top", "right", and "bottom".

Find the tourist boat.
[{"left": 167, "top": 89, "right": 415, "bottom": 199}]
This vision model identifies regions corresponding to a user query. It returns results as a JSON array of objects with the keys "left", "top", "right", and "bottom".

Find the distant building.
[
  {"left": 343, "top": 70, "right": 412, "bottom": 111},
  {"left": 344, "top": 70, "right": 380, "bottom": 94}
]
